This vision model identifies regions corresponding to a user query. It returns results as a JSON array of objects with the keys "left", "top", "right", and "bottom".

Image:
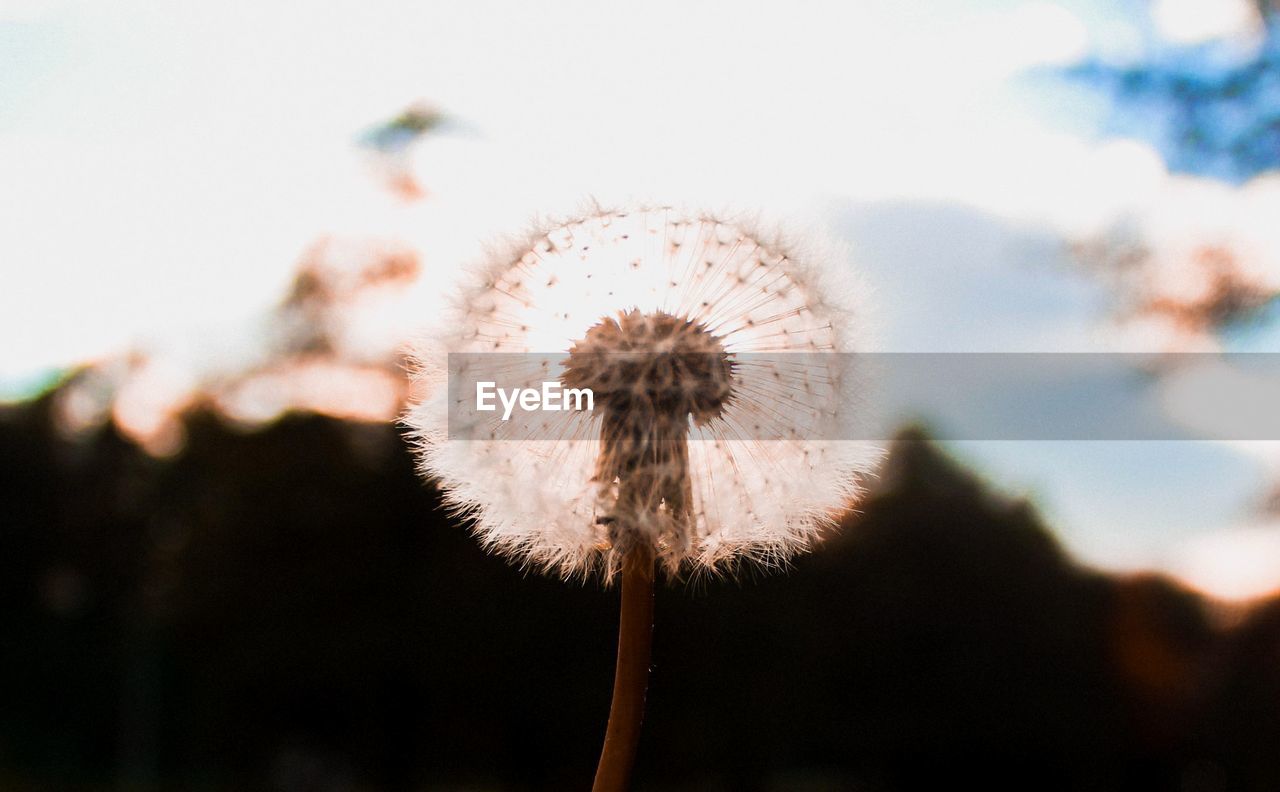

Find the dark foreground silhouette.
[{"left": 2, "top": 391, "right": 1278, "bottom": 791}]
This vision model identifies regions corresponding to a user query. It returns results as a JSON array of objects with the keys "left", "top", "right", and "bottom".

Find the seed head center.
[
  {"left": 562, "top": 310, "right": 734, "bottom": 553},
  {"left": 562, "top": 309, "right": 733, "bottom": 425}
]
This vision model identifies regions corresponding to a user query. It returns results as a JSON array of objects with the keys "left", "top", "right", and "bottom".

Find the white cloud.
[
  {"left": 1152, "top": 0, "right": 1258, "bottom": 44},
  {"left": 0, "top": 0, "right": 66, "bottom": 22}
]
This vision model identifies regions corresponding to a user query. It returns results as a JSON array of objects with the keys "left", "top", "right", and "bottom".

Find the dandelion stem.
[{"left": 592, "top": 544, "right": 655, "bottom": 792}]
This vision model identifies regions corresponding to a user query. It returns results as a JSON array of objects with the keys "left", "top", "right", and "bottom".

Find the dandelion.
[{"left": 405, "top": 205, "right": 877, "bottom": 790}]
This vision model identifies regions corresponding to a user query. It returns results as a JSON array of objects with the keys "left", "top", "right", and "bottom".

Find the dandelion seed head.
[{"left": 406, "top": 205, "right": 879, "bottom": 580}]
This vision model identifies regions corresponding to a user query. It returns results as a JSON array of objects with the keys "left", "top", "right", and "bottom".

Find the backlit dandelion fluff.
[
  {"left": 407, "top": 206, "right": 876, "bottom": 573},
  {"left": 404, "top": 205, "right": 877, "bottom": 790}
]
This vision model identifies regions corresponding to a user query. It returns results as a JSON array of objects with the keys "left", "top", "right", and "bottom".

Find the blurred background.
[{"left": 3, "top": 0, "right": 1280, "bottom": 789}]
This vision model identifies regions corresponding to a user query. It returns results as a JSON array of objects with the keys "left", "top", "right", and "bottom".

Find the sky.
[{"left": 2, "top": 0, "right": 1278, "bottom": 598}]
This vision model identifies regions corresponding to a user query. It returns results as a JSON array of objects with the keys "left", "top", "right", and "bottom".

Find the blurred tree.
[
  {"left": 6, "top": 396, "right": 1277, "bottom": 790},
  {"left": 1063, "top": 2, "right": 1280, "bottom": 183},
  {"left": 357, "top": 103, "right": 448, "bottom": 201}
]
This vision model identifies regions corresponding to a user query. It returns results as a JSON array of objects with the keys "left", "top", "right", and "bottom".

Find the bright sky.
[{"left": 3, "top": 0, "right": 1278, "bottom": 598}]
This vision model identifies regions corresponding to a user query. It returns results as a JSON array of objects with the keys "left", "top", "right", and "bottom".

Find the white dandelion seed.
[
  {"left": 405, "top": 205, "right": 879, "bottom": 579},
  {"left": 404, "top": 204, "right": 879, "bottom": 791}
]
